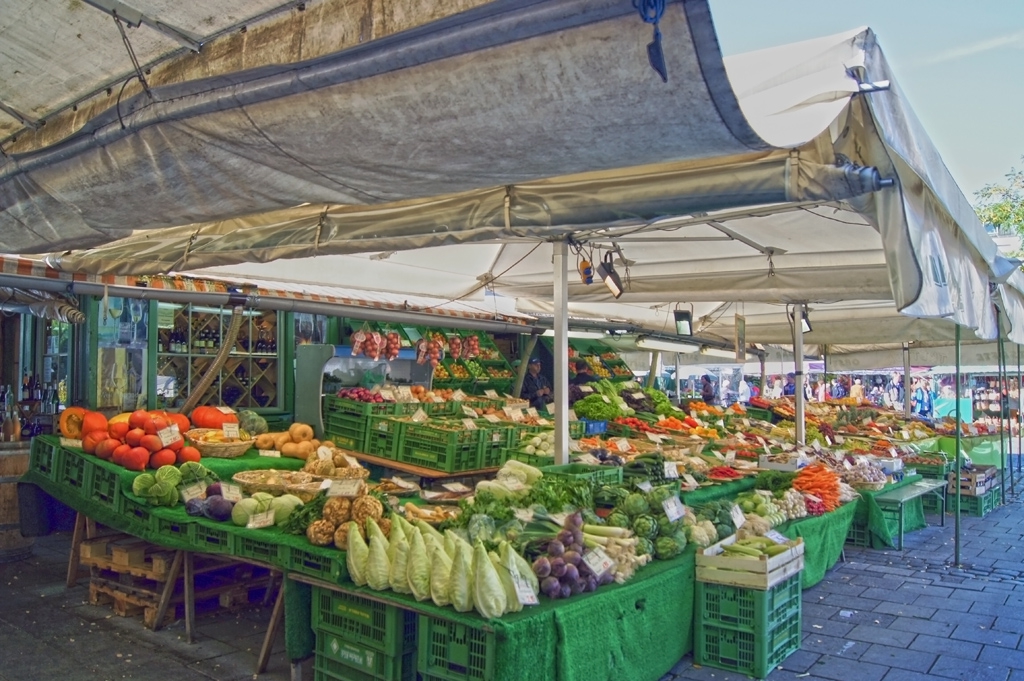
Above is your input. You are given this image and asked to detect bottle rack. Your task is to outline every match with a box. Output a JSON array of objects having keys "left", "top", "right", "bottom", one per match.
[{"left": 155, "top": 304, "right": 280, "bottom": 411}]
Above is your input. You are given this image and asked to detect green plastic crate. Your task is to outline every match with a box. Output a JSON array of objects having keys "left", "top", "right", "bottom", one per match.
[
  {"left": 313, "top": 588, "right": 417, "bottom": 655},
  {"left": 950, "top": 487, "right": 1000, "bottom": 517},
  {"left": 416, "top": 614, "right": 495, "bottom": 681},
  {"left": 478, "top": 426, "right": 513, "bottom": 469},
  {"left": 323, "top": 395, "right": 410, "bottom": 418},
  {"left": 286, "top": 545, "right": 347, "bottom": 582},
  {"left": 365, "top": 417, "right": 406, "bottom": 460},
  {"left": 568, "top": 420, "right": 586, "bottom": 439},
  {"left": 695, "top": 611, "right": 802, "bottom": 679},
  {"left": 697, "top": 574, "right": 802, "bottom": 634},
  {"left": 744, "top": 407, "right": 774, "bottom": 423},
  {"left": 193, "top": 523, "right": 231, "bottom": 551},
  {"left": 399, "top": 423, "right": 481, "bottom": 473},
  {"left": 539, "top": 463, "right": 623, "bottom": 485},
  {"left": 845, "top": 521, "right": 870, "bottom": 547},
  {"left": 230, "top": 533, "right": 285, "bottom": 564},
  {"left": 421, "top": 400, "right": 461, "bottom": 418},
  {"left": 922, "top": 493, "right": 942, "bottom": 515},
  {"left": 56, "top": 448, "right": 90, "bottom": 492},
  {"left": 324, "top": 411, "right": 369, "bottom": 453},
  {"left": 29, "top": 438, "right": 60, "bottom": 480},
  {"left": 152, "top": 515, "right": 192, "bottom": 542},
  {"left": 506, "top": 448, "right": 555, "bottom": 467},
  {"left": 87, "top": 464, "right": 122, "bottom": 511},
  {"left": 315, "top": 641, "right": 416, "bottom": 681},
  {"left": 121, "top": 496, "right": 154, "bottom": 530}
]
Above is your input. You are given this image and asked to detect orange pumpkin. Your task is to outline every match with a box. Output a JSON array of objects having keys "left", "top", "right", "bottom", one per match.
[
  {"left": 108, "top": 412, "right": 132, "bottom": 425},
  {"left": 59, "top": 407, "right": 87, "bottom": 439},
  {"left": 81, "top": 411, "right": 108, "bottom": 438},
  {"left": 190, "top": 406, "right": 237, "bottom": 429},
  {"left": 166, "top": 412, "right": 191, "bottom": 435},
  {"left": 82, "top": 430, "right": 107, "bottom": 455}
]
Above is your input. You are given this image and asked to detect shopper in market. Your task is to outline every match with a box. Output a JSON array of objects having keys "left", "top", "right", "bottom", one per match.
[
  {"left": 850, "top": 377, "right": 865, "bottom": 402},
  {"left": 911, "top": 378, "right": 933, "bottom": 418},
  {"left": 520, "top": 357, "right": 553, "bottom": 411},
  {"left": 738, "top": 377, "right": 751, "bottom": 404},
  {"left": 570, "top": 359, "right": 597, "bottom": 386},
  {"left": 701, "top": 374, "right": 717, "bottom": 405},
  {"left": 782, "top": 373, "right": 796, "bottom": 396}
]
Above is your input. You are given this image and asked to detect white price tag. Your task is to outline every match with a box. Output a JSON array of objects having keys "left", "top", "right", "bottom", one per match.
[
  {"left": 483, "top": 413, "right": 502, "bottom": 424},
  {"left": 344, "top": 455, "right": 361, "bottom": 468},
  {"left": 690, "top": 410, "right": 697, "bottom": 419},
  {"left": 862, "top": 417, "right": 872, "bottom": 426},
  {"left": 645, "top": 432, "right": 665, "bottom": 443},
  {"left": 378, "top": 388, "right": 397, "bottom": 402},
  {"left": 503, "top": 478, "right": 527, "bottom": 492},
  {"left": 763, "top": 444, "right": 772, "bottom": 458},
  {"left": 536, "top": 418, "right": 550, "bottom": 426},
  {"left": 317, "top": 446, "right": 333, "bottom": 460},
  {"left": 462, "top": 405, "right": 479, "bottom": 418},
  {"left": 843, "top": 459, "right": 853, "bottom": 470},
  {"left": 764, "top": 530, "right": 789, "bottom": 545},
  {"left": 550, "top": 512, "right": 569, "bottom": 526},
  {"left": 431, "top": 395, "right": 445, "bottom": 403},
  {"left": 662, "top": 496, "right": 686, "bottom": 522},
  {"left": 742, "top": 418, "right": 751, "bottom": 428},
  {"left": 577, "top": 453, "right": 601, "bottom": 465},
  {"left": 582, "top": 547, "right": 615, "bottom": 577},
  {"left": 614, "top": 438, "right": 631, "bottom": 453},
  {"left": 730, "top": 504, "right": 746, "bottom": 529},
  {"left": 504, "top": 407, "right": 524, "bottom": 422},
  {"left": 725, "top": 450, "right": 736, "bottom": 463},
  {"left": 825, "top": 436, "right": 832, "bottom": 446},
  {"left": 220, "top": 483, "right": 243, "bottom": 502},
  {"left": 327, "top": 479, "right": 364, "bottom": 497},
  {"left": 804, "top": 493, "right": 822, "bottom": 503},
  {"left": 567, "top": 410, "right": 578, "bottom": 422},
  {"left": 222, "top": 423, "right": 240, "bottom": 439},
  {"left": 901, "top": 430, "right": 910, "bottom": 440},
  {"left": 514, "top": 508, "right": 535, "bottom": 523},
  {"left": 484, "top": 389, "right": 500, "bottom": 398},
  {"left": 509, "top": 561, "right": 539, "bottom": 606},
  {"left": 716, "top": 419, "right": 726, "bottom": 429},
  {"left": 319, "top": 479, "right": 333, "bottom": 490},
  {"left": 812, "top": 440, "right": 822, "bottom": 452},
  {"left": 452, "top": 389, "right": 467, "bottom": 401},
  {"left": 59, "top": 437, "right": 83, "bottom": 449},
  {"left": 526, "top": 407, "right": 539, "bottom": 418},
  {"left": 889, "top": 447, "right": 898, "bottom": 458},
  {"left": 663, "top": 461, "right": 679, "bottom": 479},
  {"left": 411, "top": 408, "right": 429, "bottom": 423},
  {"left": 391, "top": 477, "right": 417, "bottom": 490},
  {"left": 636, "top": 480, "right": 653, "bottom": 493},
  {"left": 631, "top": 392, "right": 646, "bottom": 400},
  {"left": 442, "top": 482, "right": 472, "bottom": 494},
  {"left": 215, "top": 406, "right": 236, "bottom": 414},
  {"left": 682, "top": 473, "right": 699, "bottom": 489},
  {"left": 179, "top": 482, "right": 206, "bottom": 503},
  {"left": 579, "top": 386, "right": 594, "bottom": 394},
  {"left": 462, "top": 418, "right": 478, "bottom": 430},
  {"left": 247, "top": 510, "right": 275, "bottom": 529},
  {"left": 258, "top": 449, "right": 281, "bottom": 458},
  {"left": 711, "top": 450, "right": 726, "bottom": 461},
  {"left": 568, "top": 440, "right": 582, "bottom": 452},
  {"left": 835, "top": 435, "right": 845, "bottom": 445},
  {"left": 157, "top": 427, "right": 179, "bottom": 447}
]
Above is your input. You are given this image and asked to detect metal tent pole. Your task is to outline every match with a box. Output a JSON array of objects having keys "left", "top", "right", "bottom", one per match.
[
  {"left": 903, "top": 343, "right": 912, "bottom": 418},
  {"left": 1018, "top": 344, "right": 1022, "bottom": 481},
  {"left": 794, "top": 303, "right": 806, "bottom": 445},
  {"left": 553, "top": 240, "right": 570, "bottom": 466},
  {"left": 954, "top": 324, "right": 962, "bottom": 567},
  {"left": 647, "top": 351, "right": 661, "bottom": 389},
  {"left": 998, "top": 311, "right": 1007, "bottom": 503},
  {"left": 675, "top": 353, "right": 682, "bottom": 404}
]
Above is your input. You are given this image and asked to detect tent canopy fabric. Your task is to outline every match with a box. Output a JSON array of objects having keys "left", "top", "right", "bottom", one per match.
[{"left": 1, "top": 1, "right": 1020, "bottom": 344}]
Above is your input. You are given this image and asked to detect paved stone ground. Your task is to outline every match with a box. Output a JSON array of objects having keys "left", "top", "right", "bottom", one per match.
[{"left": 5, "top": 487, "right": 1024, "bottom": 681}]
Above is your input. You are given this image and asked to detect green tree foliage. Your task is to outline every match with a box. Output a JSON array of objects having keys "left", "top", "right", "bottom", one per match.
[{"left": 975, "top": 156, "right": 1024, "bottom": 236}]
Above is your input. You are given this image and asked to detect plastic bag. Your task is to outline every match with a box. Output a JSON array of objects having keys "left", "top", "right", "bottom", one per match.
[{"left": 467, "top": 514, "right": 496, "bottom": 544}]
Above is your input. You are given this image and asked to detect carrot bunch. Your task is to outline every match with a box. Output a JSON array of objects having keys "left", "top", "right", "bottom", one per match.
[{"left": 792, "top": 463, "right": 841, "bottom": 511}]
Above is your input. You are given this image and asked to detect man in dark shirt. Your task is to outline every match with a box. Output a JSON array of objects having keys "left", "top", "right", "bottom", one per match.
[
  {"left": 570, "top": 359, "right": 598, "bottom": 386},
  {"left": 701, "top": 374, "right": 716, "bottom": 405},
  {"left": 520, "top": 357, "right": 552, "bottom": 410},
  {"left": 782, "top": 373, "right": 796, "bottom": 396}
]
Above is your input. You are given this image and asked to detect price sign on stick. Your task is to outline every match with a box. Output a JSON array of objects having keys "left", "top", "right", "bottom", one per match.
[
  {"left": 157, "top": 427, "right": 179, "bottom": 447},
  {"left": 662, "top": 496, "right": 686, "bottom": 522},
  {"left": 462, "top": 418, "right": 478, "bottom": 430},
  {"left": 220, "top": 484, "right": 243, "bottom": 502},
  {"left": 327, "top": 479, "right": 363, "bottom": 498},
  {"left": 583, "top": 547, "right": 615, "bottom": 577},
  {"left": 509, "top": 561, "right": 539, "bottom": 606},
  {"left": 462, "top": 405, "right": 478, "bottom": 418},
  {"left": 247, "top": 510, "right": 275, "bottom": 529},
  {"left": 59, "top": 437, "right": 83, "bottom": 449},
  {"left": 682, "top": 473, "right": 699, "bottom": 489},
  {"left": 577, "top": 453, "right": 601, "bottom": 465},
  {"left": 764, "top": 530, "right": 789, "bottom": 545},
  {"left": 258, "top": 449, "right": 281, "bottom": 458},
  {"left": 222, "top": 423, "right": 240, "bottom": 439},
  {"left": 452, "top": 389, "right": 467, "bottom": 401},
  {"left": 484, "top": 389, "right": 500, "bottom": 398},
  {"left": 442, "top": 482, "right": 472, "bottom": 494},
  {"left": 730, "top": 504, "right": 747, "bottom": 529},
  {"left": 636, "top": 480, "right": 653, "bottom": 493},
  {"left": 662, "top": 461, "right": 679, "bottom": 479},
  {"left": 179, "top": 483, "right": 206, "bottom": 503},
  {"left": 411, "top": 408, "right": 429, "bottom": 422}
]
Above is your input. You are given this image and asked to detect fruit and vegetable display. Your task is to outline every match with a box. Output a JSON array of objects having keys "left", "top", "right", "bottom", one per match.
[{"left": 63, "top": 408, "right": 199, "bottom": 472}]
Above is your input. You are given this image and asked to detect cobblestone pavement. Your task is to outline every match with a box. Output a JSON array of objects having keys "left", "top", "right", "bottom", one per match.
[{"left": 5, "top": 491, "right": 1024, "bottom": 681}]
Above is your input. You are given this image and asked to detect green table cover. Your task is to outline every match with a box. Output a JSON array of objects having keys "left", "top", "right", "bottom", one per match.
[
  {"left": 855, "top": 475, "right": 927, "bottom": 549},
  {"left": 938, "top": 434, "right": 999, "bottom": 459},
  {"left": 679, "top": 477, "right": 756, "bottom": 505},
  {"left": 778, "top": 501, "right": 857, "bottom": 588}
]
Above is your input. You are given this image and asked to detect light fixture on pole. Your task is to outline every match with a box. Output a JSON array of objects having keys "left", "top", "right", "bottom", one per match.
[
  {"left": 635, "top": 336, "right": 700, "bottom": 354},
  {"left": 673, "top": 305, "right": 693, "bottom": 336},
  {"left": 700, "top": 346, "right": 739, "bottom": 360},
  {"left": 789, "top": 308, "right": 812, "bottom": 334},
  {"left": 596, "top": 252, "right": 624, "bottom": 299},
  {"left": 541, "top": 329, "right": 607, "bottom": 340}
]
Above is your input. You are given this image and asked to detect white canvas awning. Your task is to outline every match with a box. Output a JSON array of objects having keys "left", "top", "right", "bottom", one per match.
[{"left": 1, "top": 1, "right": 1020, "bottom": 341}]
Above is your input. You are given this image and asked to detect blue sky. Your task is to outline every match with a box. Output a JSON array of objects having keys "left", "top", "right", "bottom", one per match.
[{"left": 708, "top": 0, "right": 1024, "bottom": 201}]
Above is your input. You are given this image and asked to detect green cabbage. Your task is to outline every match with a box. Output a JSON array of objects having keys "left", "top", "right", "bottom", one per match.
[
  {"left": 387, "top": 518, "right": 407, "bottom": 564},
  {"left": 251, "top": 492, "right": 275, "bottom": 514},
  {"left": 366, "top": 533, "right": 391, "bottom": 591},
  {"left": 622, "top": 493, "right": 650, "bottom": 517},
  {"left": 430, "top": 546, "right": 453, "bottom": 607},
  {"left": 443, "top": 530, "right": 457, "bottom": 560},
  {"left": 497, "top": 542, "right": 524, "bottom": 613},
  {"left": 147, "top": 481, "right": 172, "bottom": 506},
  {"left": 237, "top": 410, "right": 269, "bottom": 435},
  {"left": 346, "top": 522, "right": 369, "bottom": 586},
  {"left": 406, "top": 528, "right": 431, "bottom": 602},
  {"left": 232, "top": 498, "right": 259, "bottom": 526},
  {"left": 154, "top": 465, "right": 181, "bottom": 487},
  {"left": 366, "top": 516, "right": 386, "bottom": 544},
  {"left": 132, "top": 473, "right": 156, "bottom": 497},
  {"left": 448, "top": 541, "right": 474, "bottom": 613},
  {"left": 389, "top": 537, "right": 411, "bottom": 594},
  {"left": 270, "top": 495, "right": 303, "bottom": 525},
  {"left": 416, "top": 520, "right": 444, "bottom": 546},
  {"left": 179, "top": 461, "right": 214, "bottom": 485},
  {"left": 472, "top": 541, "right": 507, "bottom": 619}
]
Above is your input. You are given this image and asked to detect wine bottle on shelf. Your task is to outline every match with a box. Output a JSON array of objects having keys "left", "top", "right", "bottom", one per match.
[
  {"left": 269, "top": 337, "right": 277, "bottom": 354},
  {"left": 32, "top": 377, "right": 41, "bottom": 401}
]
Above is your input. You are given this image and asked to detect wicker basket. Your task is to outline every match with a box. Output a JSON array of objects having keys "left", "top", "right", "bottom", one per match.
[
  {"left": 849, "top": 480, "right": 886, "bottom": 492},
  {"left": 185, "top": 428, "right": 255, "bottom": 459},
  {"left": 232, "top": 467, "right": 370, "bottom": 502}
]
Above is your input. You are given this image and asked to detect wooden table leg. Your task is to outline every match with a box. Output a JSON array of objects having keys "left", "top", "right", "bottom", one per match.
[
  {"left": 256, "top": 582, "right": 286, "bottom": 675},
  {"left": 66, "top": 512, "right": 86, "bottom": 588},
  {"left": 151, "top": 550, "right": 184, "bottom": 631},
  {"left": 184, "top": 551, "right": 195, "bottom": 644}
]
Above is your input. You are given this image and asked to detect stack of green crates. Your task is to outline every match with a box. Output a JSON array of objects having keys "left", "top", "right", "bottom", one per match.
[
  {"left": 322, "top": 396, "right": 410, "bottom": 453},
  {"left": 313, "top": 587, "right": 418, "bottom": 681},
  {"left": 417, "top": 613, "right": 495, "bottom": 681},
  {"left": 694, "top": 574, "right": 802, "bottom": 679},
  {"left": 400, "top": 422, "right": 482, "bottom": 473},
  {"left": 364, "top": 416, "right": 407, "bottom": 460}
]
